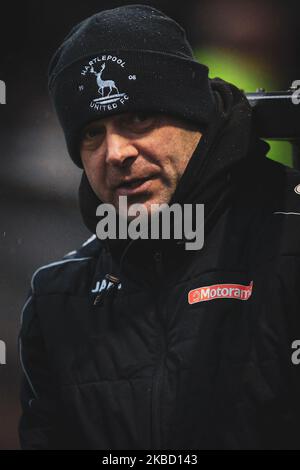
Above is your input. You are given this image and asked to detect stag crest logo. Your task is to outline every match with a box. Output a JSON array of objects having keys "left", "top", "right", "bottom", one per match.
[{"left": 80, "top": 55, "right": 132, "bottom": 112}]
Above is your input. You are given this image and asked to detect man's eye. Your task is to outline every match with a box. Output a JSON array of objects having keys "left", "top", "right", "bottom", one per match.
[
  {"left": 126, "top": 113, "right": 156, "bottom": 130},
  {"left": 83, "top": 127, "right": 103, "bottom": 139},
  {"left": 133, "top": 113, "right": 152, "bottom": 123}
]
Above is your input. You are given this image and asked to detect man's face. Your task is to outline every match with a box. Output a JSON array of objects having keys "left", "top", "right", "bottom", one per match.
[{"left": 80, "top": 112, "right": 202, "bottom": 214}]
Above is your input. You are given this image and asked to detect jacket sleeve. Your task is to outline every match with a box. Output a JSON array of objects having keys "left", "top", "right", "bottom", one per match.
[{"left": 19, "top": 291, "right": 57, "bottom": 449}]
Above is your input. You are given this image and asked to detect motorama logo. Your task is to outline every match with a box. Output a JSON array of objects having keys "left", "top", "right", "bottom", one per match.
[{"left": 188, "top": 281, "right": 254, "bottom": 304}]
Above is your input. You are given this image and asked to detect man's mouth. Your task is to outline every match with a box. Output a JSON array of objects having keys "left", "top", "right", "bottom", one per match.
[{"left": 115, "top": 176, "right": 157, "bottom": 196}]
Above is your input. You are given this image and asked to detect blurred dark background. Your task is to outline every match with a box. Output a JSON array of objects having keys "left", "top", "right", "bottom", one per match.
[{"left": 0, "top": 0, "right": 299, "bottom": 449}]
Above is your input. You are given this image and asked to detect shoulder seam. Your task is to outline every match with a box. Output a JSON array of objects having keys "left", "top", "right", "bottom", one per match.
[
  {"left": 82, "top": 234, "right": 97, "bottom": 247},
  {"left": 63, "top": 235, "right": 100, "bottom": 259},
  {"left": 31, "top": 257, "right": 92, "bottom": 294}
]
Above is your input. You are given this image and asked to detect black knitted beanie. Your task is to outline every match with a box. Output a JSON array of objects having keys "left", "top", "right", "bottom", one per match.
[{"left": 48, "top": 4, "right": 216, "bottom": 167}]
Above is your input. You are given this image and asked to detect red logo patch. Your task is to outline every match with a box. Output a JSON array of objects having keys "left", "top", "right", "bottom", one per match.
[{"left": 188, "top": 281, "right": 253, "bottom": 305}]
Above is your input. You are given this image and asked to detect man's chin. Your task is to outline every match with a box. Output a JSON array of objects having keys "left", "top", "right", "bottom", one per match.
[{"left": 114, "top": 197, "right": 148, "bottom": 220}]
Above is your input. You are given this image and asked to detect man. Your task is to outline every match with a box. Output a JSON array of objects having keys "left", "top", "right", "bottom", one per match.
[{"left": 19, "top": 4, "right": 300, "bottom": 450}]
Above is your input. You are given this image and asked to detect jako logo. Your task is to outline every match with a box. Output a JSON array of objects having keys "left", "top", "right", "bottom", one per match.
[
  {"left": 0, "top": 340, "right": 6, "bottom": 365},
  {"left": 0, "top": 80, "right": 6, "bottom": 104},
  {"left": 188, "top": 281, "right": 253, "bottom": 305},
  {"left": 91, "top": 278, "right": 122, "bottom": 294}
]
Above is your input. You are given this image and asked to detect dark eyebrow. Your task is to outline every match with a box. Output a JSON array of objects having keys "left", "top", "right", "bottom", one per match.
[{"left": 84, "top": 120, "right": 104, "bottom": 129}]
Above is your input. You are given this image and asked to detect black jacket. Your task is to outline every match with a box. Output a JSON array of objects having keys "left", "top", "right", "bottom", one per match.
[{"left": 19, "top": 79, "right": 300, "bottom": 449}]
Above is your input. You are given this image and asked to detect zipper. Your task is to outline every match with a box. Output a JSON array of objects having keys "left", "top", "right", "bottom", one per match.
[{"left": 151, "top": 250, "right": 167, "bottom": 449}]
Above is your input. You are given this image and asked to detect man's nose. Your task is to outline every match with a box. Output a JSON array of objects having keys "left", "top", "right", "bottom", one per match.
[{"left": 105, "top": 128, "right": 139, "bottom": 166}]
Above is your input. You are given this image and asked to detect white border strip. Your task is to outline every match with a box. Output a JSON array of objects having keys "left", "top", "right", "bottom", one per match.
[
  {"left": 20, "top": 295, "right": 33, "bottom": 326},
  {"left": 19, "top": 337, "right": 38, "bottom": 399},
  {"left": 19, "top": 296, "right": 38, "bottom": 399},
  {"left": 273, "top": 212, "right": 300, "bottom": 216},
  {"left": 82, "top": 234, "right": 96, "bottom": 247},
  {"left": 248, "top": 95, "right": 294, "bottom": 100}
]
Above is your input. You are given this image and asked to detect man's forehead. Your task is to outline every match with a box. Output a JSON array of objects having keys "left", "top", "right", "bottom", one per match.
[
  {"left": 83, "top": 111, "right": 164, "bottom": 129},
  {"left": 84, "top": 112, "right": 143, "bottom": 127},
  {"left": 82, "top": 113, "right": 128, "bottom": 131}
]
